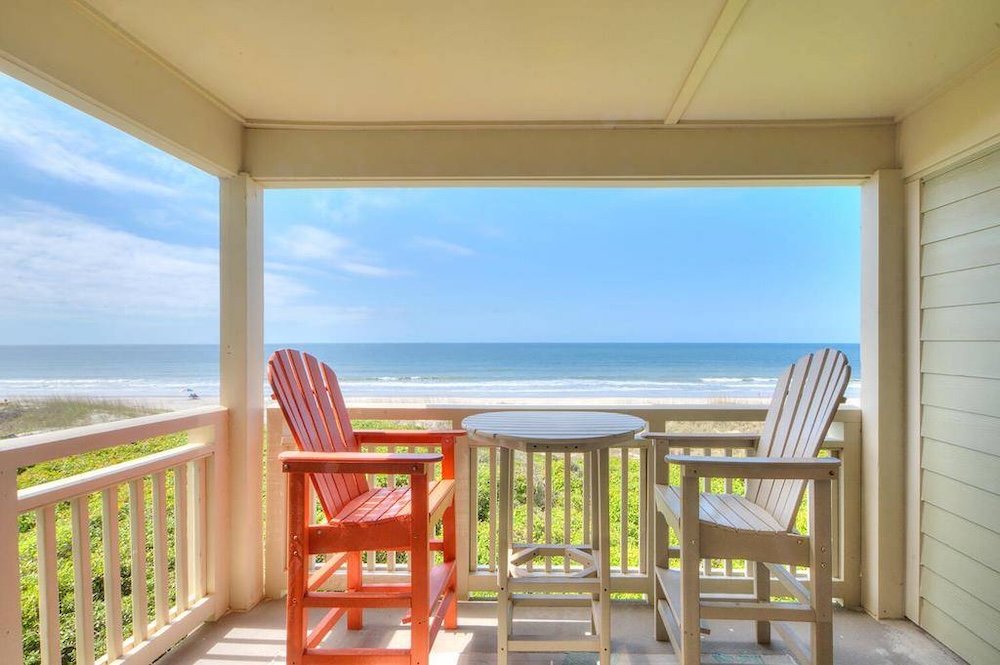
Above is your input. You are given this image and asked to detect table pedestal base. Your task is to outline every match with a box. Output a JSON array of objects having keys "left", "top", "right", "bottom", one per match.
[
  {"left": 463, "top": 413, "right": 645, "bottom": 665},
  {"left": 496, "top": 448, "right": 613, "bottom": 665},
  {"left": 499, "top": 544, "right": 608, "bottom": 660}
]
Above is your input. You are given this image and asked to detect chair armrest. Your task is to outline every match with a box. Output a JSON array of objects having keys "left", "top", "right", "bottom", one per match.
[
  {"left": 644, "top": 432, "right": 760, "bottom": 449},
  {"left": 353, "top": 429, "right": 460, "bottom": 479},
  {"left": 664, "top": 454, "right": 840, "bottom": 480},
  {"left": 353, "top": 429, "right": 464, "bottom": 445},
  {"left": 279, "top": 450, "right": 442, "bottom": 475}
]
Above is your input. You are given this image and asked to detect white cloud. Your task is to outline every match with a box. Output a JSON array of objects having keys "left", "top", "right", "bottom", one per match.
[
  {"left": 0, "top": 202, "right": 374, "bottom": 343},
  {"left": 269, "top": 304, "right": 374, "bottom": 325},
  {"left": 338, "top": 262, "right": 399, "bottom": 277},
  {"left": 0, "top": 86, "right": 178, "bottom": 197},
  {"left": 0, "top": 203, "right": 217, "bottom": 318},
  {"left": 273, "top": 225, "right": 351, "bottom": 261},
  {"left": 311, "top": 189, "right": 411, "bottom": 225},
  {"left": 263, "top": 269, "right": 314, "bottom": 307},
  {"left": 413, "top": 236, "right": 476, "bottom": 257},
  {"left": 264, "top": 268, "right": 375, "bottom": 341},
  {"left": 271, "top": 224, "right": 400, "bottom": 277}
]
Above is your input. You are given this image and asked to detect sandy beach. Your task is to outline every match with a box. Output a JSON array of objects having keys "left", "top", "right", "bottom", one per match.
[{"left": 131, "top": 393, "right": 780, "bottom": 413}]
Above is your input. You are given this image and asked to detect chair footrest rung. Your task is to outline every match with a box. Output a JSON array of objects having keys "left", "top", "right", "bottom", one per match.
[
  {"left": 507, "top": 576, "right": 601, "bottom": 593},
  {"left": 507, "top": 638, "right": 601, "bottom": 653},
  {"left": 304, "top": 590, "right": 410, "bottom": 609},
  {"left": 510, "top": 593, "right": 591, "bottom": 607},
  {"left": 701, "top": 592, "right": 758, "bottom": 602},
  {"left": 302, "top": 648, "right": 410, "bottom": 664},
  {"left": 701, "top": 600, "right": 815, "bottom": 622}
]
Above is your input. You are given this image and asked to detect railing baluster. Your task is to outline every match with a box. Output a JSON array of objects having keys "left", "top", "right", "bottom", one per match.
[
  {"left": 175, "top": 465, "right": 189, "bottom": 613},
  {"left": 832, "top": 451, "right": 842, "bottom": 580},
  {"left": 620, "top": 446, "right": 629, "bottom": 574},
  {"left": 526, "top": 451, "right": 534, "bottom": 571},
  {"left": 469, "top": 445, "right": 480, "bottom": 573},
  {"left": 564, "top": 452, "right": 571, "bottom": 573},
  {"left": 582, "top": 453, "right": 591, "bottom": 545},
  {"left": 102, "top": 487, "right": 124, "bottom": 661},
  {"left": 724, "top": 448, "right": 734, "bottom": 578},
  {"left": 638, "top": 444, "right": 648, "bottom": 576},
  {"left": 152, "top": 471, "right": 170, "bottom": 628},
  {"left": 71, "top": 496, "right": 95, "bottom": 664},
  {"left": 488, "top": 447, "right": 497, "bottom": 573},
  {"left": 191, "top": 459, "right": 207, "bottom": 598},
  {"left": 301, "top": 481, "right": 321, "bottom": 574},
  {"left": 702, "top": 448, "right": 713, "bottom": 577},
  {"left": 544, "top": 452, "right": 552, "bottom": 572},
  {"left": 36, "top": 506, "right": 60, "bottom": 665},
  {"left": 129, "top": 479, "right": 149, "bottom": 643},
  {"left": 387, "top": 444, "right": 397, "bottom": 573}
]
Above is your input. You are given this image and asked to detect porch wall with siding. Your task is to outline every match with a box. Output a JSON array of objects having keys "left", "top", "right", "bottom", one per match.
[{"left": 916, "top": 147, "right": 1000, "bottom": 664}]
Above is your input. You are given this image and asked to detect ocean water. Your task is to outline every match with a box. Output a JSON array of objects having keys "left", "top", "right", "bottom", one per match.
[{"left": 0, "top": 343, "right": 860, "bottom": 400}]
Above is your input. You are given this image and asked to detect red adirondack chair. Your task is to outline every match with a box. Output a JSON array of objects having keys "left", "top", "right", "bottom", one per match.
[{"left": 270, "top": 349, "right": 460, "bottom": 665}]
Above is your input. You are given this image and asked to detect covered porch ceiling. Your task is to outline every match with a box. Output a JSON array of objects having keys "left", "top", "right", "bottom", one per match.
[
  {"left": 3, "top": 0, "right": 1000, "bottom": 182},
  {"left": 49, "top": 0, "right": 1000, "bottom": 125}
]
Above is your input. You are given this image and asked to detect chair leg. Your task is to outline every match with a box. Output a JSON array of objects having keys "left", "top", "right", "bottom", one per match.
[
  {"left": 653, "top": 507, "right": 670, "bottom": 642},
  {"left": 599, "top": 449, "right": 614, "bottom": 662},
  {"left": 346, "top": 551, "right": 364, "bottom": 629},
  {"left": 589, "top": 457, "right": 599, "bottom": 638},
  {"left": 443, "top": 500, "right": 458, "bottom": 629},
  {"left": 286, "top": 473, "right": 308, "bottom": 665},
  {"left": 651, "top": 442, "right": 670, "bottom": 643},
  {"left": 754, "top": 561, "right": 771, "bottom": 644},
  {"left": 496, "top": 448, "right": 512, "bottom": 665},
  {"left": 679, "top": 475, "right": 701, "bottom": 665},
  {"left": 409, "top": 582, "right": 430, "bottom": 665},
  {"left": 812, "top": 618, "right": 833, "bottom": 665},
  {"left": 809, "top": 479, "right": 834, "bottom": 665},
  {"left": 410, "top": 474, "right": 431, "bottom": 665}
]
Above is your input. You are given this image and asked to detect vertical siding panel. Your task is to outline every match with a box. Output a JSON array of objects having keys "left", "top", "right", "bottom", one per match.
[{"left": 919, "top": 151, "right": 1000, "bottom": 664}]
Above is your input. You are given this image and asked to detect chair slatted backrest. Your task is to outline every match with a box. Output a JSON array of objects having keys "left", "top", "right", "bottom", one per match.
[
  {"left": 745, "top": 348, "right": 851, "bottom": 531},
  {"left": 268, "top": 349, "right": 370, "bottom": 520}
]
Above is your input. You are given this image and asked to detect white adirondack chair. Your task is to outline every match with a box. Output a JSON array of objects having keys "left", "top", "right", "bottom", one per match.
[{"left": 648, "top": 348, "right": 850, "bottom": 665}]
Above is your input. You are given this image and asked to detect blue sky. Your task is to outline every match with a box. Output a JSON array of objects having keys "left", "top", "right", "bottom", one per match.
[{"left": 0, "top": 73, "right": 861, "bottom": 345}]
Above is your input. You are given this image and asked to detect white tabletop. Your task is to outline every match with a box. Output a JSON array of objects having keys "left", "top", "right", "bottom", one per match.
[{"left": 462, "top": 411, "right": 646, "bottom": 452}]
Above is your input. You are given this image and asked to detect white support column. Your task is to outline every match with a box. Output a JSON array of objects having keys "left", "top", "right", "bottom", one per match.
[
  {"left": 903, "top": 178, "right": 923, "bottom": 622},
  {"left": 860, "top": 169, "right": 906, "bottom": 619},
  {"left": 0, "top": 469, "right": 23, "bottom": 662},
  {"left": 220, "top": 173, "right": 265, "bottom": 611}
]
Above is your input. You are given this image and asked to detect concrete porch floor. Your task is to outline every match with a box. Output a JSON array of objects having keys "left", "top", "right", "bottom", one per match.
[{"left": 157, "top": 600, "right": 963, "bottom": 665}]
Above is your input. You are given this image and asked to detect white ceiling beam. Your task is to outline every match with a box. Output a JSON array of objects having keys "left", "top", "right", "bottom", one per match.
[
  {"left": 0, "top": 0, "right": 243, "bottom": 176},
  {"left": 244, "top": 122, "right": 896, "bottom": 186},
  {"left": 898, "top": 50, "right": 1000, "bottom": 179},
  {"left": 663, "top": 0, "right": 749, "bottom": 125}
]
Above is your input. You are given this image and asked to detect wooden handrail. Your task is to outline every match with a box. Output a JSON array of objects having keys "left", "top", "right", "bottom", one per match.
[
  {"left": 17, "top": 442, "right": 213, "bottom": 512},
  {"left": 0, "top": 405, "right": 227, "bottom": 469}
]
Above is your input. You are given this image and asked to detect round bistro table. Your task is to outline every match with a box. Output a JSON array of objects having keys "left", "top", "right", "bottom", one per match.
[{"left": 462, "top": 411, "right": 646, "bottom": 664}]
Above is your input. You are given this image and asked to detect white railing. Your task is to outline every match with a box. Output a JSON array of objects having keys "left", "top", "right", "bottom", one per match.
[
  {"left": 264, "top": 404, "right": 861, "bottom": 607},
  {"left": 0, "top": 406, "right": 228, "bottom": 665}
]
